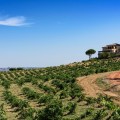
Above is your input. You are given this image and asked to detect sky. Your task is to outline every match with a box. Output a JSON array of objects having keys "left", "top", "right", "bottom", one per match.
[{"left": 0, "top": 0, "right": 120, "bottom": 67}]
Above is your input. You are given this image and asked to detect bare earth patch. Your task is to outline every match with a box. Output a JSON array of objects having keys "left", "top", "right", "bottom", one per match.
[
  {"left": 106, "top": 71, "right": 120, "bottom": 85},
  {"left": 76, "top": 71, "right": 120, "bottom": 105}
]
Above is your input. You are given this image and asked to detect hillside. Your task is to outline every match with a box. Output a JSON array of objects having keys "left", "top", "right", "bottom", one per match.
[
  {"left": 77, "top": 71, "right": 120, "bottom": 104},
  {"left": 0, "top": 58, "right": 120, "bottom": 120}
]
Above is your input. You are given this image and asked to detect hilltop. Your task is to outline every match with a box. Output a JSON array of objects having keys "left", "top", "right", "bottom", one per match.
[{"left": 0, "top": 58, "right": 120, "bottom": 120}]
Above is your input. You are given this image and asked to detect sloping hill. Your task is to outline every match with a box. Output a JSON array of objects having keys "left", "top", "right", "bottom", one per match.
[{"left": 0, "top": 58, "right": 120, "bottom": 119}]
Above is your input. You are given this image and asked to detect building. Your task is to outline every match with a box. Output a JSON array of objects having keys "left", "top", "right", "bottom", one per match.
[{"left": 98, "top": 43, "right": 120, "bottom": 58}]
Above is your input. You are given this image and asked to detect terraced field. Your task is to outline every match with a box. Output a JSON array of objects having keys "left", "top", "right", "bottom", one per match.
[{"left": 0, "top": 58, "right": 120, "bottom": 120}]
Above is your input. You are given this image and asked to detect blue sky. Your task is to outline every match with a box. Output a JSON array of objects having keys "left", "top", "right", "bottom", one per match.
[{"left": 0, "top": 0, "right": 120, "bottom": 67}]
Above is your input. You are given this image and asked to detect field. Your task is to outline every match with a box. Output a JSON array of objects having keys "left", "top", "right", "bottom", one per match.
[{"left": 0, "top": 58, "right": 120, "bottom": 120}]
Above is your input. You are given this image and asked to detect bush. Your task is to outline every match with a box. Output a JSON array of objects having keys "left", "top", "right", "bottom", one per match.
[
  {"left": 22, "top": 87, "right": 40, "bottom": 100},
  {"left": 86, "top": 97, "right": 96, "bottom": 105},
  {"left": 35, "top": 99, "right": 63, "bottom": 120},
  {"left": 17, "top": 107, "right": 36, "bottom": 119},
  {"left": 108, "top": 108, "right": 120, "bottom": 120},
  {"left": 60, "top": 90, "right": 68, "bottom": 99},
  {"left": 80, "top": 108, "right": 94, "bottom": 119},
  {"left": 65, "top": 102, "right": 77, "bottom": 115},
  {"left": 0, "top": 103, "right": 7, "bottom": 120},
  {"left": 16, "top": 79, "right": 25, "bottom": 86},
  {"left": 92, "top": 109, "right": 108, "bottom": 120},
  {"left": 38, "top": 94, "right": 53, "bottom": 105},
  {"left": 1, "top": 80, "right": 11, "bottom": 89}
]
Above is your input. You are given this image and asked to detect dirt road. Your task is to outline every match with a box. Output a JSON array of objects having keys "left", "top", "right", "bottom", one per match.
[{"left": 76, "top": 71, "right": 120, "bottom": 104}]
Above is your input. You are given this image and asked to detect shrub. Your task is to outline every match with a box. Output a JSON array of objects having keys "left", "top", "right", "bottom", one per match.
[
  {"left": 17, "top": 107, "right": 36, "bottom": 119},
  {"left": 0, "top": 103, "right": 7, "bottom": 120},
  {"left": 38, "top": 94, "right": 53, "bottom": 105},
  {"left": 1, "top": 80, "right": 11, "bottom": 89},
  {"left": 16, "top": 79, "right": 25, "bottom": 86},
  {"left": 92, "top": 109, "right": 108, "bottom": 120},
  {"left": 35, "top": 99, "right": 63, "bottom": 120},
  {"left": 60, "top": 90, "right": 68, "bottom": 99},
  {"left": 65, "top": 102, "right": 77, "bottom": 115}
]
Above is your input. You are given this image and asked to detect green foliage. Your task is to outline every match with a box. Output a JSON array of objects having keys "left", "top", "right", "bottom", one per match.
[
  {"left": 0, "top": 58, "right": 120, "bottom": 119},
  {"left": 9, "top": 68, "right": 24, "bottom": 71},
  {"left": 38, "top": 84, "right": 56, "bottom": 94},
  {"left": 97, "top": 94, "right": 117, "bottom": 110},
  {"left": 1, "top": 79, "right": 11, "bottom": 89},
  {"left": 108, "top": 108, "right": 120, "bottom": 120},
  {"left": 9, "top": 68, "right": 17, "bottom": 71},
  {"left": 24, "top": 77, "right": 32, "bottom": 83},
  {"left": 69, "top": 83, "right": 83, "bottom": 100},
  {"left": 0, "top": 104, "right": 7, "bottom": 120},
  {"left": 22, "top": 87, "right": 40, "bottom": 100},
  {"left": 99, "top": 52, "right": 109, "bottom": 59},
  {"left": 52, "top": 80, "right": 66, "bottom": 90},
  {"left": 65, "top": 102, "right": 77, "bottom": 115},
  {"left": 35, "top": 99, "right": 63, "bottom": 120},
  {"left": 95, "top": 67, "right": 108, "bottom": 73},
  {"left": 80, "top": 108, "right": 94, "bottom": 119},
  {"left": 3, "top": 91, "right": 29, "bottom": 111},
  {"left": 99, "top": 52, "right": 117, "bottom": 59},
  {"left": 96, "top": 78, "right": 110, "bottom": 89},
  {"left": 86, "top": 97, "right": 96, "bottom": 105},
  {"left": 92, "top": 109, "right": 108, "bottom": 120},
  {"left": 77, "top": 92, "right": 85, "bottom": 102},
  {"left": 60, "top": 90, "right": 68, "bottom": 99},
  {"left": 85, "top": 49, "right": 96, "bottom": 59},
  {"left": 16, "top": 79, "right": 25, "bottom": 86},
  {"left": 31, "top": 78, "right": 38, "bottom": 85},
  {"left": 38, "top": 94, "right": 53, "bottom": 105},
  {"left": 17, "top": 107, "right": 36, "bottom": 120}
]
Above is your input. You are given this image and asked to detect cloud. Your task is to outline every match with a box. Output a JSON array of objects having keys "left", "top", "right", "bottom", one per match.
[{"left": 0, "top": 16, "right": 31, "bottom": 26}]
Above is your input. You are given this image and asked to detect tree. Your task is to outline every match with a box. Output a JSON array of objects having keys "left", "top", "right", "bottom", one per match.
[
  {"left": 99, "top": 52, "right": 109, "bottom": 59},
  {"left": 85, "top": 49, "right": 96, "bottom": 59},
  {"left": 99, "top": 52, "right": 116, "bottom": 59}
]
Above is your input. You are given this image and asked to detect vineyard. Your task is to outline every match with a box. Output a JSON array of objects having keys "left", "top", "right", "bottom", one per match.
[{"left": 0, "top": 58, "right": 120, "bottom": 120}]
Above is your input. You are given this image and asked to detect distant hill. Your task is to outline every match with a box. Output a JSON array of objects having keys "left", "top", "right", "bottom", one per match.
[{"left": 0, "top": 68, "right": 9, "bottom": 71}]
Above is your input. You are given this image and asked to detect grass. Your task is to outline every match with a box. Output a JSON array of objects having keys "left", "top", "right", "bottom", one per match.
[{"left": 96, "top": 77, "right": 111, "bottom": 90}]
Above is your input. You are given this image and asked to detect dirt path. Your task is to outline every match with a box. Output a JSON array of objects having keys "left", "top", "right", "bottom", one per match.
[{"left": 76, "top": 71, "right": 120, "bottom": 104}]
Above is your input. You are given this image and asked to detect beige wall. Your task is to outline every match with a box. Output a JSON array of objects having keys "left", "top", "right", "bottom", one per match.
[{"left": 102, "top": 45, "right": 120, "bottom": 53}]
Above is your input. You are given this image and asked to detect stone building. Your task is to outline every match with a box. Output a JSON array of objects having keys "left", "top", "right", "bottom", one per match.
[{"left": 98, "top": 43, "right": 120, "bottom": 57}]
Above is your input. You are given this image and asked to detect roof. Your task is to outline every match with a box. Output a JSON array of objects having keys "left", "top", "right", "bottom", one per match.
[{"left": 105, "top": 43, "right": 120, "bottom": 47}]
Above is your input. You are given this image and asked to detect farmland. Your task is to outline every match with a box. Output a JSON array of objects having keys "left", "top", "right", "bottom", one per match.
[{"left": 0, "top": 58, "right": 120, "bottom": 120}]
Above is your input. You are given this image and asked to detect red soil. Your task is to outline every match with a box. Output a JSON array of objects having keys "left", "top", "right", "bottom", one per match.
[
  {"left": 77, "top": 71, "right": 120, "bottom": 105},
  {"left": 106, "top": 72, "right": 120, "bottom": 85}
]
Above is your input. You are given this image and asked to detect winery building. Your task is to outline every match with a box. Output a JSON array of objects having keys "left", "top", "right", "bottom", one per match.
[{"left": 98, "top": 43, "right": 120, "bottom": 57}]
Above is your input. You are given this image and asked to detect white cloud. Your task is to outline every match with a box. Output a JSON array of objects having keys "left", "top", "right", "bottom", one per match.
[{"left": 0, "top": 16, "right": 31, "bottom": 26}]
